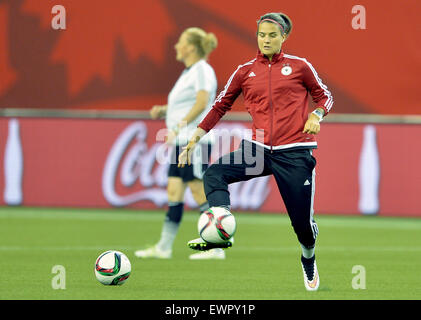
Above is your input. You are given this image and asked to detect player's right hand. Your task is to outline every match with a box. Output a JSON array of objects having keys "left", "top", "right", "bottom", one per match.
[{"left": 178, "top": 141, "right": 196, "bottom": 168}]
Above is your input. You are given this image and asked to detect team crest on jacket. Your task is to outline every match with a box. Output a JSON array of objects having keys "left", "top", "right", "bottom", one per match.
[{"left": 281, "top": 63, "right": 292, "bottom": 76}]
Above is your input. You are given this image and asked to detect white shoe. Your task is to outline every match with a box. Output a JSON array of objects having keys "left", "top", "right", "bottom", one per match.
[
  {"left": 134, "top": 245, "right": 172, "bottom": 259},
  {"left": 301, "top": 255, "right": 319, "bottom": 291},
  {"left": 189, "top": 248, "right": 226, "bottom": 260}
]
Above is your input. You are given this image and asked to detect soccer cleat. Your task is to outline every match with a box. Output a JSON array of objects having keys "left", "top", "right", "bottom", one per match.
[
  {"left": 187, "top": 237, "right": 233, "bottom": 251},
  {"left": 301, "top": 255, "right": 320, "bottom": 291},
  {"left": 189, "top": 248, "right": 226, "bottom": 260},
  {"left": 134, "top": 245, "right": 172, "bottom": 259}
]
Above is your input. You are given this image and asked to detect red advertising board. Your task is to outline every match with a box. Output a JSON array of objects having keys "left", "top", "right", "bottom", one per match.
[{"left": 0, "top": 117, "right": 420, "bottom": 217}]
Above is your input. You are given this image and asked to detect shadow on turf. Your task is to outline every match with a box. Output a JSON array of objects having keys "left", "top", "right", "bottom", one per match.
[{"left": 316, "top": 286, "right": 332, "bottom": 292}]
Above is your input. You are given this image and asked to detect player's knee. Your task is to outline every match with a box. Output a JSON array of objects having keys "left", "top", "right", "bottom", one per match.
[
  {"left": 292, "top": 222, "right": 316, "bottom": 246},
  {"left": 203, "top": 164, "right": 223, "bottom": 184},
  {"left": 167, "top": 186, "right": 183, "bottom": 202}
]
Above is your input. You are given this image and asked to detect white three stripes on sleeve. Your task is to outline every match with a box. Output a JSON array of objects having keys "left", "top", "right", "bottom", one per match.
[
  {"left": 214, "top": 58, "right": 256, "bottom": 104},
  {"left": 283, "top": 54, "right": 333, "bottom": 112}
]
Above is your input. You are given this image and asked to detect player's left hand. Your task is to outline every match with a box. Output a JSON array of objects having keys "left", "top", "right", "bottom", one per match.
[{"left": 302, "top": 113, "right": 321, "bottom": 135}]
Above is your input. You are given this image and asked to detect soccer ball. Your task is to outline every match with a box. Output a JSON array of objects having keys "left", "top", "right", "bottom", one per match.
[
  {"left": 94, "top": 250, "right": 131, "bottom": 285},
  {"left": 198, "top": 207, "right": 236, "bottom": 244}
]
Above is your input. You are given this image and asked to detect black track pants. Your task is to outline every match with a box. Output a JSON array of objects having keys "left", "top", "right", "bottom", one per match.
[{"left": 203, "top": 140, "right": 318, "bottom": 248}]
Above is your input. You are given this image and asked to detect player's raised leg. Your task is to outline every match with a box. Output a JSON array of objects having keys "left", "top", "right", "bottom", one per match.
[
  {"left": 188, "top": 140, "right": 269, "bottom": 251},
  {"left": 187, "top": 178, "right": 226, "bottom": 259}
]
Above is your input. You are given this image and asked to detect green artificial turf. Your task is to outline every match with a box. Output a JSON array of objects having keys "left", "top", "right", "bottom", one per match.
[{"left": 0, "top": 207, "right": 420, "bottom": 300}]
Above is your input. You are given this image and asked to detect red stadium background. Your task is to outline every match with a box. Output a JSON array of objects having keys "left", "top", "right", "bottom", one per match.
[
  {"left": 1, "top": 0, "right": 421, "bottom": 114},
  {"left": 1, "top": 0, "right": 421, "bottom": 216}
]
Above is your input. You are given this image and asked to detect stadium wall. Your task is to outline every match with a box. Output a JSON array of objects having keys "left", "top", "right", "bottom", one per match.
[{"left": 0, "top": 111, "right": 420, "bottom": 217}]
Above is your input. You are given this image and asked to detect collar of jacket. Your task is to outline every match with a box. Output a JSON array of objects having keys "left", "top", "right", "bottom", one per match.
[{"left": 256, "top": 50, "right": 284, "bottom": 64}]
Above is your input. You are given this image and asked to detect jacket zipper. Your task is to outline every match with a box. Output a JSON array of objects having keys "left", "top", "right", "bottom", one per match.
[{"left": 268, "top": 63, "right": 273, "bottom": 153}]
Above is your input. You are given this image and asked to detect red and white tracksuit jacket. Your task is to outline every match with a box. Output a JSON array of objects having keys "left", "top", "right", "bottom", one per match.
[{"left": 199, "top": 50, "right": 334, "bottom": 151}]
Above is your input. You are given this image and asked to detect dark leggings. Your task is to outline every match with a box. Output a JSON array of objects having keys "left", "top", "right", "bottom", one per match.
[{"left": 203, "top": 140, "right": 318, "bottom": 248}]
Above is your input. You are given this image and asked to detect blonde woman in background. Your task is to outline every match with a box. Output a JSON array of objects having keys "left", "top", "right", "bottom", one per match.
[{"left": 135, "top": 28, "right": 223, "bottom": 260}]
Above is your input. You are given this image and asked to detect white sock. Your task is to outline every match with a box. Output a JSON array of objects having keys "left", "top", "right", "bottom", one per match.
[
  {"left": 300, "top": 243, "right": 315, "bottom": 259},
  {"left": 157, "top": 221, "right": 179, "bottom": 252}
]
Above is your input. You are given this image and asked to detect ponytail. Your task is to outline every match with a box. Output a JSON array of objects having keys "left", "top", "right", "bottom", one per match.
[{"left": 185, "top": 27, "right": 218, "bottom": 59}]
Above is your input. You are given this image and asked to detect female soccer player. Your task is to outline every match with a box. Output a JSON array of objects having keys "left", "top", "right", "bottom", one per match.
[
  {"left": 178, "top": 13, "right": 333, "bottom": 290},
  {"left": 135, "top": 27, "right": 224, "bottom": 260}
]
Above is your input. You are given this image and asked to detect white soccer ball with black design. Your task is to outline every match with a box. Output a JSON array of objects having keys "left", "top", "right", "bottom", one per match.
[
  {"left": 198, "top": 207, "right": 236, "bottom": 244},
  {"left": 94, "top": 250, "right": 131, "bottom": 285}
]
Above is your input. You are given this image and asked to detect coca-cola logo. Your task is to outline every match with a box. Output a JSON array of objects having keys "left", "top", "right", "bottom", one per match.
[
  {"left": 102, "top": 121, "right": 271, "bottom": 209},
  {"left": 102, "top": 122, "right": 168, "bottom": 207}
]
